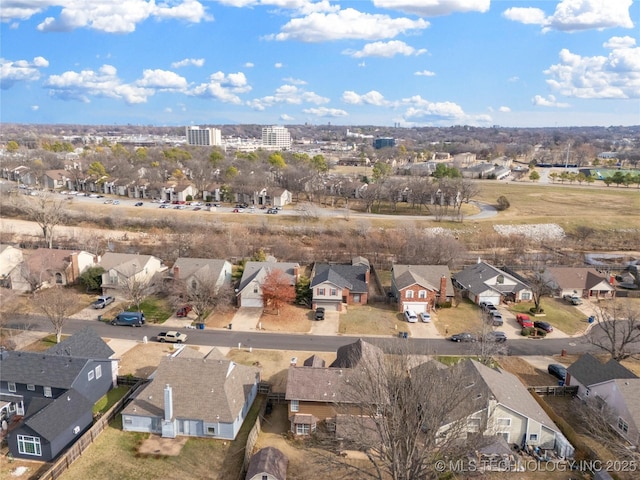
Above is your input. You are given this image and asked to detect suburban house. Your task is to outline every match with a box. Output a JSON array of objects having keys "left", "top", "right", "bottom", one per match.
[
  {"left": 286, "top": 340, "right": 384, "bottom": 436},
  {"left": 438, "top": 360, "right": 574, "bottom": 458},
  {"left": 245, "top": 447, "right": 288, "bottom": 480},
  {"left": 269, "top": 188, "right": 292, "bottom": 208},
  {"left": 236, "top": 261, "right": 300, "bottom": 308},
  {"left": 22, "top": 248, "right": 97, "bottom": 291},
  {"left": 161, "top": 181, "right": 197, "bottom": 203},
  {"left": 0, "top": 244, "right": 23, "bottom": 290},
  {"left": 202, "top": 183, "right": 223, "bottom": 202},
  {"left": 121, "top": 350, "right": 260, "bottom": 440},
  {"left": 391, "top": 264, "right": 454, "bottom": 313},
  {"left": 310, "top": 257, "right": 370, "bottom": 312},
  {"left": 544, "top": 267, "right": 616, "bottom": 300},
  {"left": 42, "top": 169, "right": 71, "bottom": 189},
  {"left": 566, "top": 354, "right": 639, "bottom": 447},
  {"left": 0, "top": 329, "right": 115, "bottom": 461},
  {"left": 98, "top": 253, "right": 165, "bottom": 297},
  {"left": 453, "top": 260, "right": 533, "bottom": 305},
  {"left": 169, "top": 257, "right": 232, "bottom": 291}
]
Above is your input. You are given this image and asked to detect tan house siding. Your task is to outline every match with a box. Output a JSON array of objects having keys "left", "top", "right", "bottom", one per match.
[{"left": 290, "top": 401, "right": 364, "bottom": 422}]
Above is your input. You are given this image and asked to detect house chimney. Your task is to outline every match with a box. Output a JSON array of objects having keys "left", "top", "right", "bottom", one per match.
[
  {"left": 293, "top": 266, "right": 299, "bottom": 281},
  {"left": 173, "top": 266, "right": 180, "bottom": 280},
  {"left": 70, "top": 252, "right": 80, "bottom": 282},
  {"left": 477, "top": 257, "right": 481, "bottom": 264},
  {"left": 164, "top": 384, "right": 173, "bottom": 421},
  {"left": 365, "top": 267, "right": 370, "bottom": 285},
  {"left": 438, "top": 275, "right": 447, "bottom": 305}
]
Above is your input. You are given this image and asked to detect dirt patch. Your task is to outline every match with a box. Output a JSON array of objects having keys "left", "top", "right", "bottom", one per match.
[
  {"left": 498, "top": 357, "right": 560, "bottom": 386},
  {"left": 118, "top": 343, "right": 207, "bottom": 378},
  {"left": 138, "top": 435, "right": 188, "bottom": 456},
  {"left": 258, "top": 304, "right": 312, "bottom": 333}
]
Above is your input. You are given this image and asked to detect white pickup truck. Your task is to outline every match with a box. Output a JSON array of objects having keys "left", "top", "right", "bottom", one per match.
[{"left": 156, "top": 331, "right": 187, "bottom": 343}]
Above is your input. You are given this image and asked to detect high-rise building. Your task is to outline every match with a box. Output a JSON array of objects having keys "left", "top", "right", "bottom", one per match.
[
  {"left": 185, "top": 126, "right": 222, "bottom": 146},
  {"left": 261, "top": 126, "right": 291, "bottom": 150}
]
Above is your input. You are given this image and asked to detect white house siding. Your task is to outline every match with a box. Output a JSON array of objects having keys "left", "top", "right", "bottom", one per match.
[
  {"left": 312, "top": 282, "right": 343, "bottom": 311},
  {"left": 589, "top": 381, "right": 639, "bottom": 447}
]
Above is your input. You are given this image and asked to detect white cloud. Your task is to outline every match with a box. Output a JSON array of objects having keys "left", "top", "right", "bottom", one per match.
[
  {"left": 373, "top": 0, "right": 490, "bottom": 17},
  {"left": 274, "top": 62, "right": 283, "bottom": 68},
  {"left": 499, "top": 106, "right": 511, "bottom": 112},
  {"left": 544, "top": 37, "right": 640, "bottom": 99},
  {"left": 136, "top": 69, "right": 188, "bottom": 90},
  {"left": 44, "top": 64, "right": 153, "bottom": 103},
  {"left": 415, "top": 69, "right": 435, "bottom": 77},
  {"left": 268, "top": 8, "right": 429, "bottom": 42},
  {"left": 215, "top": 0, "right": 338, "bottom": 15},
  {"left": 282, "top": 77, "right": 307, "bottom": 85},
  {"left": 342, "top": 90, "right": 390, "bottom": 106},
  {"left": 398, "top": 94, "right": 493, "bottom": 126},
  {"left": 191, "top": 71, "right": 251, "bottom": 103},
  {"left": 164, "top": 107, "right": 173, "bottom": 113},
  {"left": 302, "top": 107, "right": 348, "bottom": 117},
  {"left": 248, "top": 84, "right": 329, "bottom": 110},
  {"left": 344, "top": 40, "right": 427, "bottom": 58},
  {"left": 508, "top": 76, "right": 520, "bottom": 82},
  {"left": 23, "top": 0, "right": 211, "bottom": 34},
  {"left": 1, "top": 56, "right": 49, "bottom": 89},
  {"left": 531, "top": 94, "right": 570, "bottom": 107},
  {"left": 504, "top": 0, "right": 634, "bottom": 32},
  {"left": 244, "top": 62, "right": 254, "bottom": 68},
  {"left": 31, "top": 105, "right": 40, "bottom": 111},
  {"left": 171, "top": 58, "right": 205, "bottom": 68},
  {"left": 280, "top": 113, "right": 294, "bottom": 121}
]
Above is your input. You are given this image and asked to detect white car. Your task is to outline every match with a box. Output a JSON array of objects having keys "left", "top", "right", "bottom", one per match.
[
  {"left": 404, "top": 310, "right": 418, "bottom": 323},
  {"left": 419, "top": 312, "right": 431, "bottom": 323}
]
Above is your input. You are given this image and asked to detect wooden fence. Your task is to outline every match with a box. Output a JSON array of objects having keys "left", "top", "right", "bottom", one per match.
[
  {"left": 36, "top": 376, "right": 148, "bottom": 480},
  {"left": 528, "top": 385, "right": 578, "bottom": 396}
]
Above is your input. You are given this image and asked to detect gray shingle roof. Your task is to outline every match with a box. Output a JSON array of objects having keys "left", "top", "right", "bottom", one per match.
[
  {"left": 311, "top": 263, "right": 368, "bottom": 292},
  {"left": 285, "top": 367, "right": 358, "bottom": 403},
  {"left": 245, "top": 447, "right": 288, "bottom": 480},
  {"left": 171, "top": 257, "right": 230, "bottom": 282},
  {"left": 567, "top": 353, "right": 637, "bottom": 387},
  {"left": 330, "top": 339, "right": 384, "bottom": 369},
  {"left": 46, "top": 326, "right": 115, "bottom": 359},
  {"left": 238, "top": 261, "right": 300, "bottom": 293},
  {"left": 392, "top": 265, "right": 453, "bottom": 293},
  {"left": 453, "top": 261, "right": 530, "bottom": 296},
  {"left": 545, "top": 267, "right": 614, "bottom": 292},
  {"left": 121, "top": 357, "right": 259, "bottom": 423},
  {"left": 303, "top": 355, "right": 325, "bottom": 368},
  {"left": 0, "top": 351, "right": 92, "bottom": 388},
  {"left": 24, "top": 389, "right": 93, "bottom": 441}
]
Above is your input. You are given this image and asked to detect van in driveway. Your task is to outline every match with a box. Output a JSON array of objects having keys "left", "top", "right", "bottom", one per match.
[{"left": 111, "top": 311, "right": 145, "bottom": 327}]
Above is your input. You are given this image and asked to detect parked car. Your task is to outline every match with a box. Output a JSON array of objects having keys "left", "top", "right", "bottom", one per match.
[
  {"left": 315, "top": 307, "right": 325, "bottom": 321},
  {"left": 103, "top": 199, "right": 113, "bottom": 204},
  {"left": 488, "top": 311, "right": 503, "bottom": 326},
  {"left": 534, "top": 321, "right": 553, "bottom": 333},
  {"left": 92, "top": 295, "right": 115, "bottom": 309},
  {"left": 111, "top": 311, "right": 145, "bottom": 327},
  {"left": 266, "top": 208, "right": 278, "bottom": 214},
  {"left": 450, "top": 332, "right": 476, "bottom": 342},
  {"left": 484, "top": 331, "right": 507, "bottom": 343},
  {"left": 517, "top": 313, "right": 534, "bottom": 328},
  {"left": 563, "top": 294, "right": 583, "bottom": 305},
  {"left": 404, "top": 310, "right": 418, "bottom": 323},
  {"left": 176, "top": 305, "right": 192, "bottom": 317},
  {"left": 548, "top": 364, "right": 567, "bottom": 381},
  {"left": 419, "top": 311, "right": 431, "bottom": 323},
  {"left": 112, "top": 200, "right": 120, "bottom": 205},
  {"left": 134, "top": 202, "right": 143, "bottom": 206},
  {"left": 159, "top": 204, "right": 169, "bottom": 209},
  {"left": 480, "top": 301, "right": 498, "bottom": 312},
  {"left": 233, "top": 208, "right": 245, "bottom": 213},
  {"left": 156, "top": 331, "right": 187, "bottom": 343}
]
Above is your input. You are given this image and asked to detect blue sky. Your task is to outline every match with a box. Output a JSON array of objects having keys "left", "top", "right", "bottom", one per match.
[{"left": 1, "top": 0, "right": 639, "bottom": 128}]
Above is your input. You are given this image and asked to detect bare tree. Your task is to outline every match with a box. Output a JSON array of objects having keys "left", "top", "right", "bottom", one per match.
[
  {"left": 309, "top": 345, "right": 488, "bottom": 480},
  {"left": 34, "top": 286, "right": 72, "bottom": 343},
  {"left": 19, "top": 192, "right": 66, "bottom": 248},
  {"left": 119, "top": 267, "right": 157, "bottom": 312},
  {"left": 524, "top": 268, "right": 555, "bottom": 314},
  {"left": 587, "top": 299, "right": 640, "bottom": 361},
  {"left": 171, "top": 274, "right": 234, "bottom": 323}
]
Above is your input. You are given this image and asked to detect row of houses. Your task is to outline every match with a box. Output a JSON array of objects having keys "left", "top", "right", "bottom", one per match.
[{"left": 0, "top": 245, "right": 620, "bottom": 311}]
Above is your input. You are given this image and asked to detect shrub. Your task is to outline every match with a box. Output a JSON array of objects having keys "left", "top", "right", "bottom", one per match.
[{"left": 496, "top": 195, "right": 510, "bottom": 211}]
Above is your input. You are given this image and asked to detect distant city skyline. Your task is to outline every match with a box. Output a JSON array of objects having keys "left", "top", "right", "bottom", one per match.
[{"left": 1, "top": 1, "right": 639, "bottom": 128}]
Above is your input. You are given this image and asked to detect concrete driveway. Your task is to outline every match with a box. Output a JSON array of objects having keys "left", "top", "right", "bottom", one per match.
[
  {"left": 310, "top": 311, "right": 339, "bottom": 335},
  {"left": 230, "top": 307, "right": 263, "bottom": 331}
]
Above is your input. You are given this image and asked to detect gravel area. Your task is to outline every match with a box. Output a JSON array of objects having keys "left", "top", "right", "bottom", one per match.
[{"left": 493, "top": 223, "right": 566, "bottom": 241}]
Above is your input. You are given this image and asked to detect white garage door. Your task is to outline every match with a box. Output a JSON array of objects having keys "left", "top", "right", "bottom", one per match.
[
  {"left": 404, "top": 302, "right": 428, "bottom": 313},
  {"left": 241, "top": 298, "right": 263, "bottom": 308},
  {"left": 315, "top": 300, "right": 340, "bottom": 312},
  {"left": 478, "top": 296, "right": 500, "bottom": 306}
]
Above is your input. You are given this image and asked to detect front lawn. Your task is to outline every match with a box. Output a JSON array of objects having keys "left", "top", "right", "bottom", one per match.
[
  {"left": 126, "top": 296, "right": 173, "bottom": 324},
  {"left": 434, "top": 298, "right": 483, "bottom": 337},
  {"left": 509, "top": 299, "right": 587, "bottom": 335},
  {"left": 339, "top": 303, "right": 400, "bottom": 336}
]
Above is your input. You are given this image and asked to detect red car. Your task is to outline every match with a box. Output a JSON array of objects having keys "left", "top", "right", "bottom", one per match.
[
  {"left": 516, "top": 313, "right": 534, "bottom": 328},
  {"left": 176, "top": 305, "right": 192, "bottom": 317}
]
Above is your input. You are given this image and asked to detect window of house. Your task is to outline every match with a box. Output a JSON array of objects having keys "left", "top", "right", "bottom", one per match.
[
  {"left": 406, "top": 290, "right": 414, "bottom": 299},
  {"left": 317, "top": 288, "right": 325, "bottom": 296},
  {"left": 499, "top": 432, "right": 510, "bottom": 442},
  {"left": 290, "top": 400, "right": 299, "bottom": 412},
  {"left": 467, "top": 417, "right": 481, "bottom": 431},
  {"left": 88, "top": 370, "right": 95, "bottom": 381},
  {"left": 529, "top": 433, "right": 539, "bottom": 442},
  {"left": 17, "top": 435, "right": 42, "bottom": 456},
  {"left": 8, "top": 382, "right": 16, "bottom": 392},
  {"left": 95, "top": 365, "right": 102, "bottom": 379},
  {"left": 262, "top": 475, "right": 268, "bottom": 480},
  {"left": 496, "top": 274, "right": 504, "bottom": 284},
  {"left": 55, "top": 272, "right": 63, "bottom": 284},
  {"left": 330, "top": 288, "right": 337, "bottom": 296},
  {"left": 43, "top": 387, "right": 52, "bottom": 398},
  {"left": 124, "top": 418, "right": 133, "bottom": 425},
  {"left": 418, "top": 290, "right": 426, "bottom": 298},
  {"left": 253, "top": 284, "right": 259, "bottom": 294},
  {"left": 521, "top": 292, "right": 531, "bottom": 300},
  {"left": 191, "top": 280, "right": 198, "bottom": 290},
  {"left": 618, "top": 418, "right": 629, "bottom": 433},
  {"left": 296, "top": 424, "right": 310, "bottom": 435},
  {"left": 207, "top": 426, "right": 216, "bottom": 435},
  {"left": 496, "top": 418, "right": 511, "bottom": 427},
  {"left": 353, "top": 294, "right": 361, "bottom": 303},
  {"left": 27, "top": 384, "right": 35, "bottom": 391}
]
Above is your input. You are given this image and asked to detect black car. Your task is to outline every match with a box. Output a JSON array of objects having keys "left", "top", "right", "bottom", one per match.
[
  {"left": 534, "top": 321, "right": 553, "bottom": 333},
  {"left": 484, "top": 331, "right": 507, "bottom": 343},
  {"left": 315, "top": 307, "right": 325, "bottom": 321},
  {"left": 547, "top": 364, "right": 566, "bottom": 381},
  {"left": 134, "top": 202, "right": 143, "bottom": 206},
  {"left": 450, "top": 332, "right": 476, "bottom": 343}
]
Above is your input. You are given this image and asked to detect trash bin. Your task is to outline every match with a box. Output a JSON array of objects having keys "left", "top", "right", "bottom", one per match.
[
  {"left": 403, "top": 332, "right": 408, "bottom": 339},
  {"left": 228, "top": 323, "right": 233, "bottom": 330},
  {"left": 588, "top": 316, "right": 595, "bottom": 324},
  {"left": 558, "top": 380, "right": 565, "bottom": 387},
  {"left": 97, "top": 315, "right": 102, "bottom": 322},
  {"left": 197, "top": 323, "right": 205, "bottom": 330}
]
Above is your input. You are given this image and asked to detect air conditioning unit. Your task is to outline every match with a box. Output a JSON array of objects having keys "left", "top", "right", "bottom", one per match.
[{"left": 73, "top": 426, "right": 80, "bottom": 435}]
